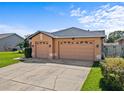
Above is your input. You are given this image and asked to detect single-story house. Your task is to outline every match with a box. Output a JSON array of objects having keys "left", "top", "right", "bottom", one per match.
[
  {"left": 0, "top": 33, "right": 24, "bottom": 51},
  {"left": 116, "top": 37, "right": 124, "bottom": 46},
  {"left": 29, "top": 27, "right": 105, "bottom": 61}
]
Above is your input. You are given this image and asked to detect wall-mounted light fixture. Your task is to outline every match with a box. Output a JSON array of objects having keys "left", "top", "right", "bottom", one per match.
[
  {"left": 96, "top": 44, "right": 99, "bottom": 48},
  {"left": 49, "top": 45, "right": 51, "bottom": 48},
  {"left": 72, "top": 38, "right": 75, "bottom": 40}
]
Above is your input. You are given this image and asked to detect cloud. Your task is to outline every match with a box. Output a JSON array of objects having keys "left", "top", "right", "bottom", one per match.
[
  {"left": 70, "top": 4, "right": 74, "bottom": 9},
  {"left": 44, "top": 6, "right": 66, "bottom": 16},
  {"left": 0, "top": 24, "right": 34, "bottom": 37},
  {"left": 70, "top": 8, "right": 86, "bottom": 17},
  {"left": 70, "top": 4, "right": 124, "bottom": 36}
]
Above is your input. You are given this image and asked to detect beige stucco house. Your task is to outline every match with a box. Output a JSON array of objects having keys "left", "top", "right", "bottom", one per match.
[{"left": 29, "top": 27, "right": 105, "bottom": 61}]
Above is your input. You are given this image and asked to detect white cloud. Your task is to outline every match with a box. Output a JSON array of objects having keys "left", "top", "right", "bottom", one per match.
[
  {"left": 0, "top": 24, "right": 34, "bottom": 37},
  {"left": 70, "top": 8, "right": 86, "bottom": 17},
  {"left": 70, "top": 4, "right": 74, "bottom": 9},
  {"left": 70, "top": 4, "right": 124, "bottom": 36}
]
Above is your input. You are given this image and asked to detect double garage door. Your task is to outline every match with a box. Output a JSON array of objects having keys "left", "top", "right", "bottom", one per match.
[
  {"left": 35, "top": 40, "right": 95, "bottom": 61},
  {"left": 59, "top": 41, "right": 95, "bottom": 61}
]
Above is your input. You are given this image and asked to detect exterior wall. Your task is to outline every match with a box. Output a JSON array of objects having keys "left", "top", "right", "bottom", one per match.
[
  {"left": 31, "top": 33, "right": 53, "bottom": 58},
  {"left": 31, "top": 33, "right": 103, "bottom": 61},
  {"left": 0, "top": 34, "right": 24, "bottom": 51},
  {"left": 54, "top": 37, "right": 102, "bottom": 61},
  {"left": 118, "top": 40, "right": 124, "bottom": 45}
]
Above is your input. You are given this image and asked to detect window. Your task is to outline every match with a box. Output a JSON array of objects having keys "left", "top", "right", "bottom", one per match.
[
  {"left": 40, "top": 42, "right": 42, "bottom": 44},
  {"left": 64, "top": 41, "right": 66, "bottom": 44},
  {"left": 89, "top": 42, "right": 92, "bottom": 44},
  {"left": 80, "top": 41, "right": 83, "bottom": 44},
  {"left": 68, "top": 41, "right": 70, "bottom": 44},
  {"left": 85, "top": 41, "right": 88, "bottom": 44},
  {"left": 76, "top": 42, "right": 79, "bottom": 44}
]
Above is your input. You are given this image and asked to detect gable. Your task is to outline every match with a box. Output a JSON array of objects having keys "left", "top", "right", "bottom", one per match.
[{"left": 31, "top": 32, "right": 52, "bottom": 42}]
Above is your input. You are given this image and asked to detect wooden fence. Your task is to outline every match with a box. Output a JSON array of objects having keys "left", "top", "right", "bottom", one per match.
[{"left": 104, "top": 45, "right": 124, "bottom": 57}]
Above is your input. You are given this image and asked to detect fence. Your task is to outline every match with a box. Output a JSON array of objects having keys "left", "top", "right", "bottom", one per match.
[{"left": 104, "top": 44, "right": 124, "bottom": 57}]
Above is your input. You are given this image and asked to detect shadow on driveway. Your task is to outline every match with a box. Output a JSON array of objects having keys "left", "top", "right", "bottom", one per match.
[{"left": 22, "top": 58, "right": 93, "bottom": 67}]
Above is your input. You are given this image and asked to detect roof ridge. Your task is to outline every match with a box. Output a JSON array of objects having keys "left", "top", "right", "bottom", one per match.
[
  {"left": 52, "top": 27, "right": 87, "bottom": 34},
  {"left": 0, "top": 33, "right": 15, "bottom": 35},
  {"left": 0, "top": 33, "right": 16, "bottom": 40}
]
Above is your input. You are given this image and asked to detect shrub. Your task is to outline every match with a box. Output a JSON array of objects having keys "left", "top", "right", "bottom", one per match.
[
  {"left": 101, "top": 58, "right": 124, "bottom": 90},
  {"left": 24, "top": 47, "right": 32, "bottom": 58},
  {"left": 12, "top": 48, "right": 17, "bottom": 51}
]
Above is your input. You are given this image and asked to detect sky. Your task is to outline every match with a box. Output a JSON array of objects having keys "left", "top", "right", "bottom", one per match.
[{"left": 0, "top": 2, "right": 124, "bottom": 37}]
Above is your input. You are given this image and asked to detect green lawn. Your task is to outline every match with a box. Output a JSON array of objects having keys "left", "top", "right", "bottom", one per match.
[
  {"left": 0, "top": 51, "right": 24, "bottom": 68},
  {"left": 81, "top": 62, "right": 103, "bottom": 91}
]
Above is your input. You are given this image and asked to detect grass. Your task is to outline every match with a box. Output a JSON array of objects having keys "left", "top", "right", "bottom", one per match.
[
  {"left": 81, "top": 62, "right": 103, "bottom": 91},
  {"left": 0, "top": 51, "right": 24, "bottom": 68}
]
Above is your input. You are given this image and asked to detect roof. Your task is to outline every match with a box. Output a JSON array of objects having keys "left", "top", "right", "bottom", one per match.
[
  {"left": 0, "top": 33, "right": 24, "bottom": 40},
  {"left": 116, "top": 37, "right": 124, "bottom": 42},
  {"left": 52, "top": 27, "right": 105, "bottom": 38},
  {"left": 29, "top": 27, "right": 106, "bottom": 39}
]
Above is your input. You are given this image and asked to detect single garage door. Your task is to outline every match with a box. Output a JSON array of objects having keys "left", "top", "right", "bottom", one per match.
[
  {"left": 59, "top": 41, "right": 94, "bottom": 61},
  {"left": 36, "top": 41, "right": 49, "bottom": 58}
]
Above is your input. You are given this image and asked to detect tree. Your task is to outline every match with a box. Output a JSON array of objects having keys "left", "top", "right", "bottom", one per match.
[
  {"left": 16, "top": 42, "right": 24, "bottom": 53},
  {"left": 107, "top": 31, "right": 124, "bottom": 43}
]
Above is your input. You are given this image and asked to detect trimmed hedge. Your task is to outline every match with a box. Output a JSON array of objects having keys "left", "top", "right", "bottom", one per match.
[
  {"left": 101, "top": 58, "right": 124, "bottom": 90},
  {"left": 24, "top": 47, "right": 32, "bottom": 58}
]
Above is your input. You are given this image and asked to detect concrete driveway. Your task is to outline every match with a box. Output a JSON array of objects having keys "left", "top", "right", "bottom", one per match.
[{"left": 0, "top": 59, "right": 93, "bottom": 91}]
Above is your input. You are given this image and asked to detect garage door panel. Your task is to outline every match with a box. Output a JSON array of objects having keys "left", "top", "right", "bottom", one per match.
[
  {"left": 59, "top": 41, "right": 94, "bottom": 61},
  {"left": 36, "top": 42, "right": 49, "bottom": 58}
]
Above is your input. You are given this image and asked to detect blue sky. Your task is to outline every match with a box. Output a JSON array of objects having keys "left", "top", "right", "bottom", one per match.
[{"left": 0, "top": 2, "right": 124, "bottom": 37}]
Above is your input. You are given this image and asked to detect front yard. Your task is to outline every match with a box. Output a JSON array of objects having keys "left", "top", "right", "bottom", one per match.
[
  {"left": 0, "top": 51, "right": 24, "bottom": 68},
  {"left": 81, "top": 62, "right": 103, "bottom": 91}
]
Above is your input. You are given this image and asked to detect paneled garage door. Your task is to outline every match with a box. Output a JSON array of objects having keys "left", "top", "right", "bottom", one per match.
[
  {"left": 36, "top": 41, "right": 49, "bottom": 58},
  {"left": 59, "top": 41, "right": 94, "bottom": 61}
]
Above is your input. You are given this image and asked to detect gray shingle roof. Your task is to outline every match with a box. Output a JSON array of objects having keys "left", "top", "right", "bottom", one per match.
[
  {"left": 0, "top": 33, "right": 24, "bottom": 40},
  {"left": 29, "top": 27, "right": 105, "bottom": 39},
  {"left": 52, "top": 27, "right": 105, "bottom": 38},
  {"left": 0, "top": 33, "right": 15, "bottom": 40}
]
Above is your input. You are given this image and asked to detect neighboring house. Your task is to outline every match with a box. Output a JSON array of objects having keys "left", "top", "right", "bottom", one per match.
[
  {"left": 0, "top": 33, "right": 24, "bottom": 51},
  {"left": 29, "top": 27, "right": 105, "bottom": 61},
  {"left": 116, "top": 37, "right": 124, "bottom": 45}
]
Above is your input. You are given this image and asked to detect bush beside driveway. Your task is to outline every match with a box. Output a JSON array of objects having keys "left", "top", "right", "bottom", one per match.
[
  {"left": 81, "top": 58, "right": 124, "bottom": 91},
  {"left": 101, "top": 58, "right": 124, "bottom": 90}
]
